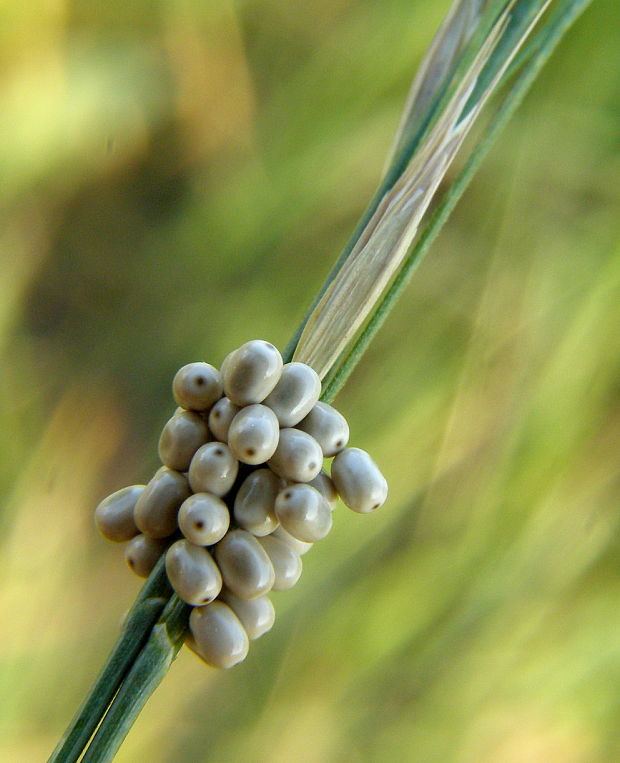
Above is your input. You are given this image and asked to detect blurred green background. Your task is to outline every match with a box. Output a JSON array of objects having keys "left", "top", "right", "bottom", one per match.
[{"left": 1, "top": 0, "right": 620, "bottom": 761}]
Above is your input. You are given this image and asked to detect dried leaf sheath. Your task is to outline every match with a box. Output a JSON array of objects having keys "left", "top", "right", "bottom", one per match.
[
  {"left": 384, "top": 0, "right": 491, "bottom": 172},
  {"left": 293, "top": 0, "right": 550, "bottom": 380}
]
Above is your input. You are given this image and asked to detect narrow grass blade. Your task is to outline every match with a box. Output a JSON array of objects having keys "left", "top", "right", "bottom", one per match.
[
  {"left": 385, "top": 0, "right": 491, "bottom": 171},
  {"left": 285, "top": 0, "right": 552, "bottom": 368},
  {"left": 283, "top": 0, "right": 517, "bottom": 363},
  {"left": 80, "top": 597, "right": 190, "bottom": 763},
  {"left": 293, "top": 0, "right": 552, "bottom": 380},
  {"left": 48, "top": 559, "right": 172, "bottom": 763},
  {"left": 321, "top": 0, "right": 594, "bottom": 400}
]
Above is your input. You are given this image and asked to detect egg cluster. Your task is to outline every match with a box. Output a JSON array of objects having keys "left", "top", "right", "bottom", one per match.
[{"left": 95, "top": 340, "right": 388, "bottom": 669}]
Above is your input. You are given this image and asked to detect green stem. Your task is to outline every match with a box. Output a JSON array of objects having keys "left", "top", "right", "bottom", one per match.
[
  {"left": 80, "top": 597, "right": 190, "bottom": 763},
  {"left": 48, "top": 558, "right": 172, "bottom": 763}
]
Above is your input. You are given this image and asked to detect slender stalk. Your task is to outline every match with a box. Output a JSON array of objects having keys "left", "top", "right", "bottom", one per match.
[
  {"left": 48, "top": 558, "right": 172, "bottom": 763},
  {"left": 80, "top": 597, "right": 190, "bottom": 763}
]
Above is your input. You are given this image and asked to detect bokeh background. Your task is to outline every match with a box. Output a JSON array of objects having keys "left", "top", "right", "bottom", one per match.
[{"left": 2, "top": 0, "right": 620, "bottom": 761}]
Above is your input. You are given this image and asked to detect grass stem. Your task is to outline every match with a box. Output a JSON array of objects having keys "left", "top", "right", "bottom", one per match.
[
  {"left": 80, "top": 597, "right": 190, "bottom": 763},
  {"left": 48, "top": 559, "right": 172, "bottom": 763}
]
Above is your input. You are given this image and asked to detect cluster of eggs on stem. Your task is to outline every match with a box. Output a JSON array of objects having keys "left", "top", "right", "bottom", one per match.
[{"left": 95, "top": 340, "right": 388, "bottom": 668}]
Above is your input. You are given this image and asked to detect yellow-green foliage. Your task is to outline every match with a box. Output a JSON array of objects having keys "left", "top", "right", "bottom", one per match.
[{"left": 1, "top": 1, "right": 619, "bottom": 761}]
